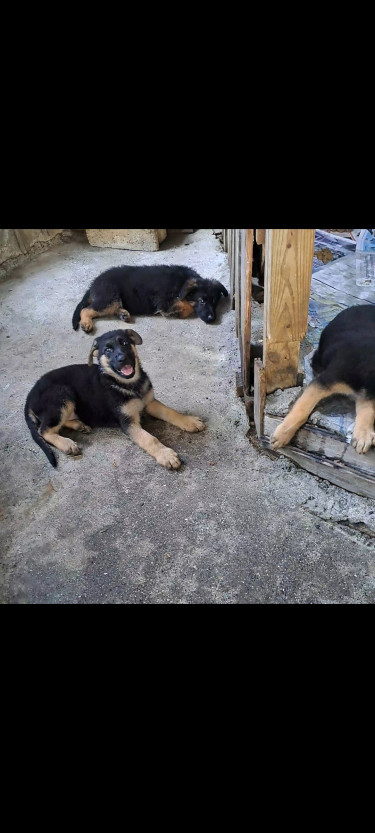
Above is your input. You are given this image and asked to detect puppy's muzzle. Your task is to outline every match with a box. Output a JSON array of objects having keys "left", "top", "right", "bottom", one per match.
[
  {"left": 199, "top": 308, "right": 216, "bottom": 324},
  {"left": 113, "top": 350, "right": 135, "bottom": 378}
]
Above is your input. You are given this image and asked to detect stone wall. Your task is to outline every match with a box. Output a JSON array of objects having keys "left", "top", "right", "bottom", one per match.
[
  {"left": 0, "top": 229, "right": 63, "bottom": 276},
  {"left": 0, "top": 229, "right": 197, "bottom": 277},
  {"left": 86, "top": 229, "right": 167, "bottom": 251}
]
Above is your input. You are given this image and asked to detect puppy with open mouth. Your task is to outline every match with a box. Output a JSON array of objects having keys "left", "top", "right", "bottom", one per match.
[{"left": 25, "top": 329, "right": 205, "bottom": 469}]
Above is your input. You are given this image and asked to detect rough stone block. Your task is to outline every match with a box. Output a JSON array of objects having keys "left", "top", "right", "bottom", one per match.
[{"left": 86, "top": 229, "right": 167, "bottom": 251}]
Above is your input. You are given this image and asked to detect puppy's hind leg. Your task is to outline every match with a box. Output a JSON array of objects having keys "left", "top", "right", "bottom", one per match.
[
  {"left": 352, "top": 398, "right": 375, "bottom": 454},
  {"left": 40, "top": 400, "right": 82, "bottom": 457},
  {"left": 119, "top": 308, "right": 132, "bottom": 323},
  {"left": 80, "top": 300, "right": 131, "bottom": 333},
  {"left": 64, "top": 419, "right": 92, "bottom": 433},
  {"left": 271, "top": 379, "right": 354, "bottom": 450},
  {"left": 80, "top": 307, "right": 100, "bottom": 334}
]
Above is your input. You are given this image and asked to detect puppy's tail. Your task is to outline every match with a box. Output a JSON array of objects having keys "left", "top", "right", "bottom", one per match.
[
  {"left": 72, "top": 289, "right": 91, "bottom": 331},
  {"left": 24, "top": 400, "right": 57, "bottom": 468}
]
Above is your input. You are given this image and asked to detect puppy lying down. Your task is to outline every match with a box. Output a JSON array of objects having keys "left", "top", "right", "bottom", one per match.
[
  {"left": 72, "top": 265, "right": 229, "bottom": 332},
  {"left": 25, "top": 329, "right": 205, "bottom": 469}
]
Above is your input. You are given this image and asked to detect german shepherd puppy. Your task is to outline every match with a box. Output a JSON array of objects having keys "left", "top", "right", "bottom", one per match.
[
  {"left": 25, "top": 329, "right": 205, "bottom": 469},
  {"left": 72, "top": 265, "right": 229, "bottom": 332},
  {"left": 272, "top": 305, "right": 375, "bottom": 455}
]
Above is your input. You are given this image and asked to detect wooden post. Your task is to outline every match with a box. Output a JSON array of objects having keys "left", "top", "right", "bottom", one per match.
[
  {"left": 240, "top": 229, "right": 254, "bottom": 395},
  {"left": 254, "top": 359, "right": 267, "bottom": 437},
  {"left": 255, "top": 228, "right": 266, "bottom": 246},
  {"left": 227, "top": 230, "right": 236, "bottom": 309},
  {"left": 234, "top": 230, "right": 241, "bottom": 338},
  {"left": 264, "top": 229, "right": 315, "bottom": 394}
]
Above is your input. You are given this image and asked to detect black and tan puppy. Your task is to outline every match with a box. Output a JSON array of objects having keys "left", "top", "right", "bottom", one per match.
[
  {"left": 272, "top": 305, "right": 375, "bottom": 455},
  {"left": 25, "top": 329, "right": 205, "bottom": 469},
  {"left": 72, "top": 265, "right": 229, "bottom": 333}
]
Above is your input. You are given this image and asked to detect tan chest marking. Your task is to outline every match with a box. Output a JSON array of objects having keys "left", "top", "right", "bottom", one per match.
[
  {"left": 121, "top": 388, "right": 154, "bottom": 423},
  {"left": 121, "top": 398, "right": 145, "bottom": 422}
]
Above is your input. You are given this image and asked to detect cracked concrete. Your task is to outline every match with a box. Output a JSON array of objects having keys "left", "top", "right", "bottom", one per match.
[{"left": 1, "top": 229, "right": 375, "bottom": 604}]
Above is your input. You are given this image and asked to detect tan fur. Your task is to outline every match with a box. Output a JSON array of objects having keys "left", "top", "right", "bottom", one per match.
[
  {"left": 143, "top": 389, "right": 156, "bottom": 407},
  {"left": 41, "top": 401, "right": 81, "bottom": 456},
  {"left": 352, "top": 397, "right": 375, "bottom": 454},
  {"left": 127, "top": 423, "right": 182, "bottom": 470},
  {"left": 41, "top": 432, "right": 81, "bottom": 455},
  {"left": 64, "top": 420, "right": 92, "bottom": 433},
  {"left": 80, "top": 302, "right": 131, "bottom": 333},
  {"left": 99, "top": 354, "right": 141, "bottom": 385},
  {"left": 121, "top": 387, "right": 204, "bottom": 467},
  {"left": 170, "top": 300, "right": 195, "bottom": 319},
  {"left": 121, "top": 399, "right": 145, "bottom": 422},
  {"left": 146, "top": 399, "right": 205, "bottom": 433},
  {"left": 272, "top": 381, "right": 355, "bottom": 450},
  {"left": 179, "top": 278, "right": 198, "bottom": 298},
  {"left": 60, "top": 402, "right": 76, "bottom": 424}
]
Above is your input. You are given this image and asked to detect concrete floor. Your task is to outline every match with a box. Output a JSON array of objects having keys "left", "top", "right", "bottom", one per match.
[{"left": 1, "top": 229, "right": 375, "bottom": 605}]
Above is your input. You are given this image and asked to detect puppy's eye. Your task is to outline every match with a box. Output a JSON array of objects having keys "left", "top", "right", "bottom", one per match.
[{"left": 105, "top": 345, "right": 113, "bottom": 353}]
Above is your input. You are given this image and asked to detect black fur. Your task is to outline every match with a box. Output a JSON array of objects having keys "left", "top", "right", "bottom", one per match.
[
  {"left": 72, "top": 265, "right": 229, "bottom": 331},
  {"left": 271, "top": 305, "right": 375, "bottom": 455},
  {"left": 311, "top": 305, "right": 375, "bottom": 395},
  {"left": 72, "top": 289, "right": 91, "bottom": 330},
  {"left": 25, "top": 330, "right": 151, "bottom": 467},
  {"left": 24, "top": 406, "right": 58, "bottom": 468}
]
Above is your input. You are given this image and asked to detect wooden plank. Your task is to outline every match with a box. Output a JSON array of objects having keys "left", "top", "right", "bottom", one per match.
[
  {"left": 264, "top": 229, "right": 315, "bottom": 393},
  {"left": 264, "top": 414, "right": 375, "bottom": 475},
  {"left": 264, "top": 443, "right": 375, "bottom": 500},
  {"left": 277, "top": 446, "right": 375, "bottom": 499},
  {"left": 244, "top": 393, "right": 255, "bottom": 421},
  {"left": 261, "top": 414, "right": 375, "bottom": 498},
  {"left": 240, "top": 229, "right": 254, "bottom": 394},
  {"left": 256, "top": 228, "right": 266, "bottom": 246},
  {"left": 228, "top": 229, "right": 236, "bottom": 309},
  {"left": 254, "top": 360, "right": 267, "bottom": 438},
  {"left": 234, "top": 230, "right": 241, "bottom": 338},
  {"left": 236, "top": 372, "right": 244, "bottom": 398}
]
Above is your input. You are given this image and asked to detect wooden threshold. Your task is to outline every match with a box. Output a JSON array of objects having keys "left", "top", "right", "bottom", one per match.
[{"left": 261, "top": 414, "right": 375, "bottom": 500}]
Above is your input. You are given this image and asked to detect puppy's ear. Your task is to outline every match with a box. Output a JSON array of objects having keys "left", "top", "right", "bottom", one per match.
[
  {"left": 217, "top": 282, "right": 229, "bottom": 298},
  {"left": 178, "top": 278, "right": 198, "bottom": 300},
  {"left": 88, "top": 338, "right": 100, "bottom": 366},
  {"left": 126, "top": 330, "right": 143, "bottom": 346}
]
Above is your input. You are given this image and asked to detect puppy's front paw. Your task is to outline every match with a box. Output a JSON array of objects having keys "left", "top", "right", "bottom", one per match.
[
  {"left": 271, "top": 422, "right": 295, "bottom": 450},
  {"left": 157, "top": 447, "right": 182, "bottom": 470},
  {"left": 182, "top": 416, "right": 206, "bottom": 433},
  {"left": 81, "top": 323, "right": 94, "bottom": 334},
  {"left": 352, "top": 429, "right": 375, "bottom": 455}
]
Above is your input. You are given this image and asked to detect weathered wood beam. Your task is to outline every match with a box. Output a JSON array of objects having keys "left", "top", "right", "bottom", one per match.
[{"left": 264, "top": 229, "right": 315, "bottom": 393}]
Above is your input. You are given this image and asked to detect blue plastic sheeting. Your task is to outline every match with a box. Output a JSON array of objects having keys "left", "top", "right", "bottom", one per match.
[{"left": 313, "top": 229, "right": 356, "bottom": 274}]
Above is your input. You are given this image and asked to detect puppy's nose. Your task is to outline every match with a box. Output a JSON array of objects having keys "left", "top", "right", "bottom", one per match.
[{"left": 207, "top": 314, "right": 215, "bottom": 322}]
